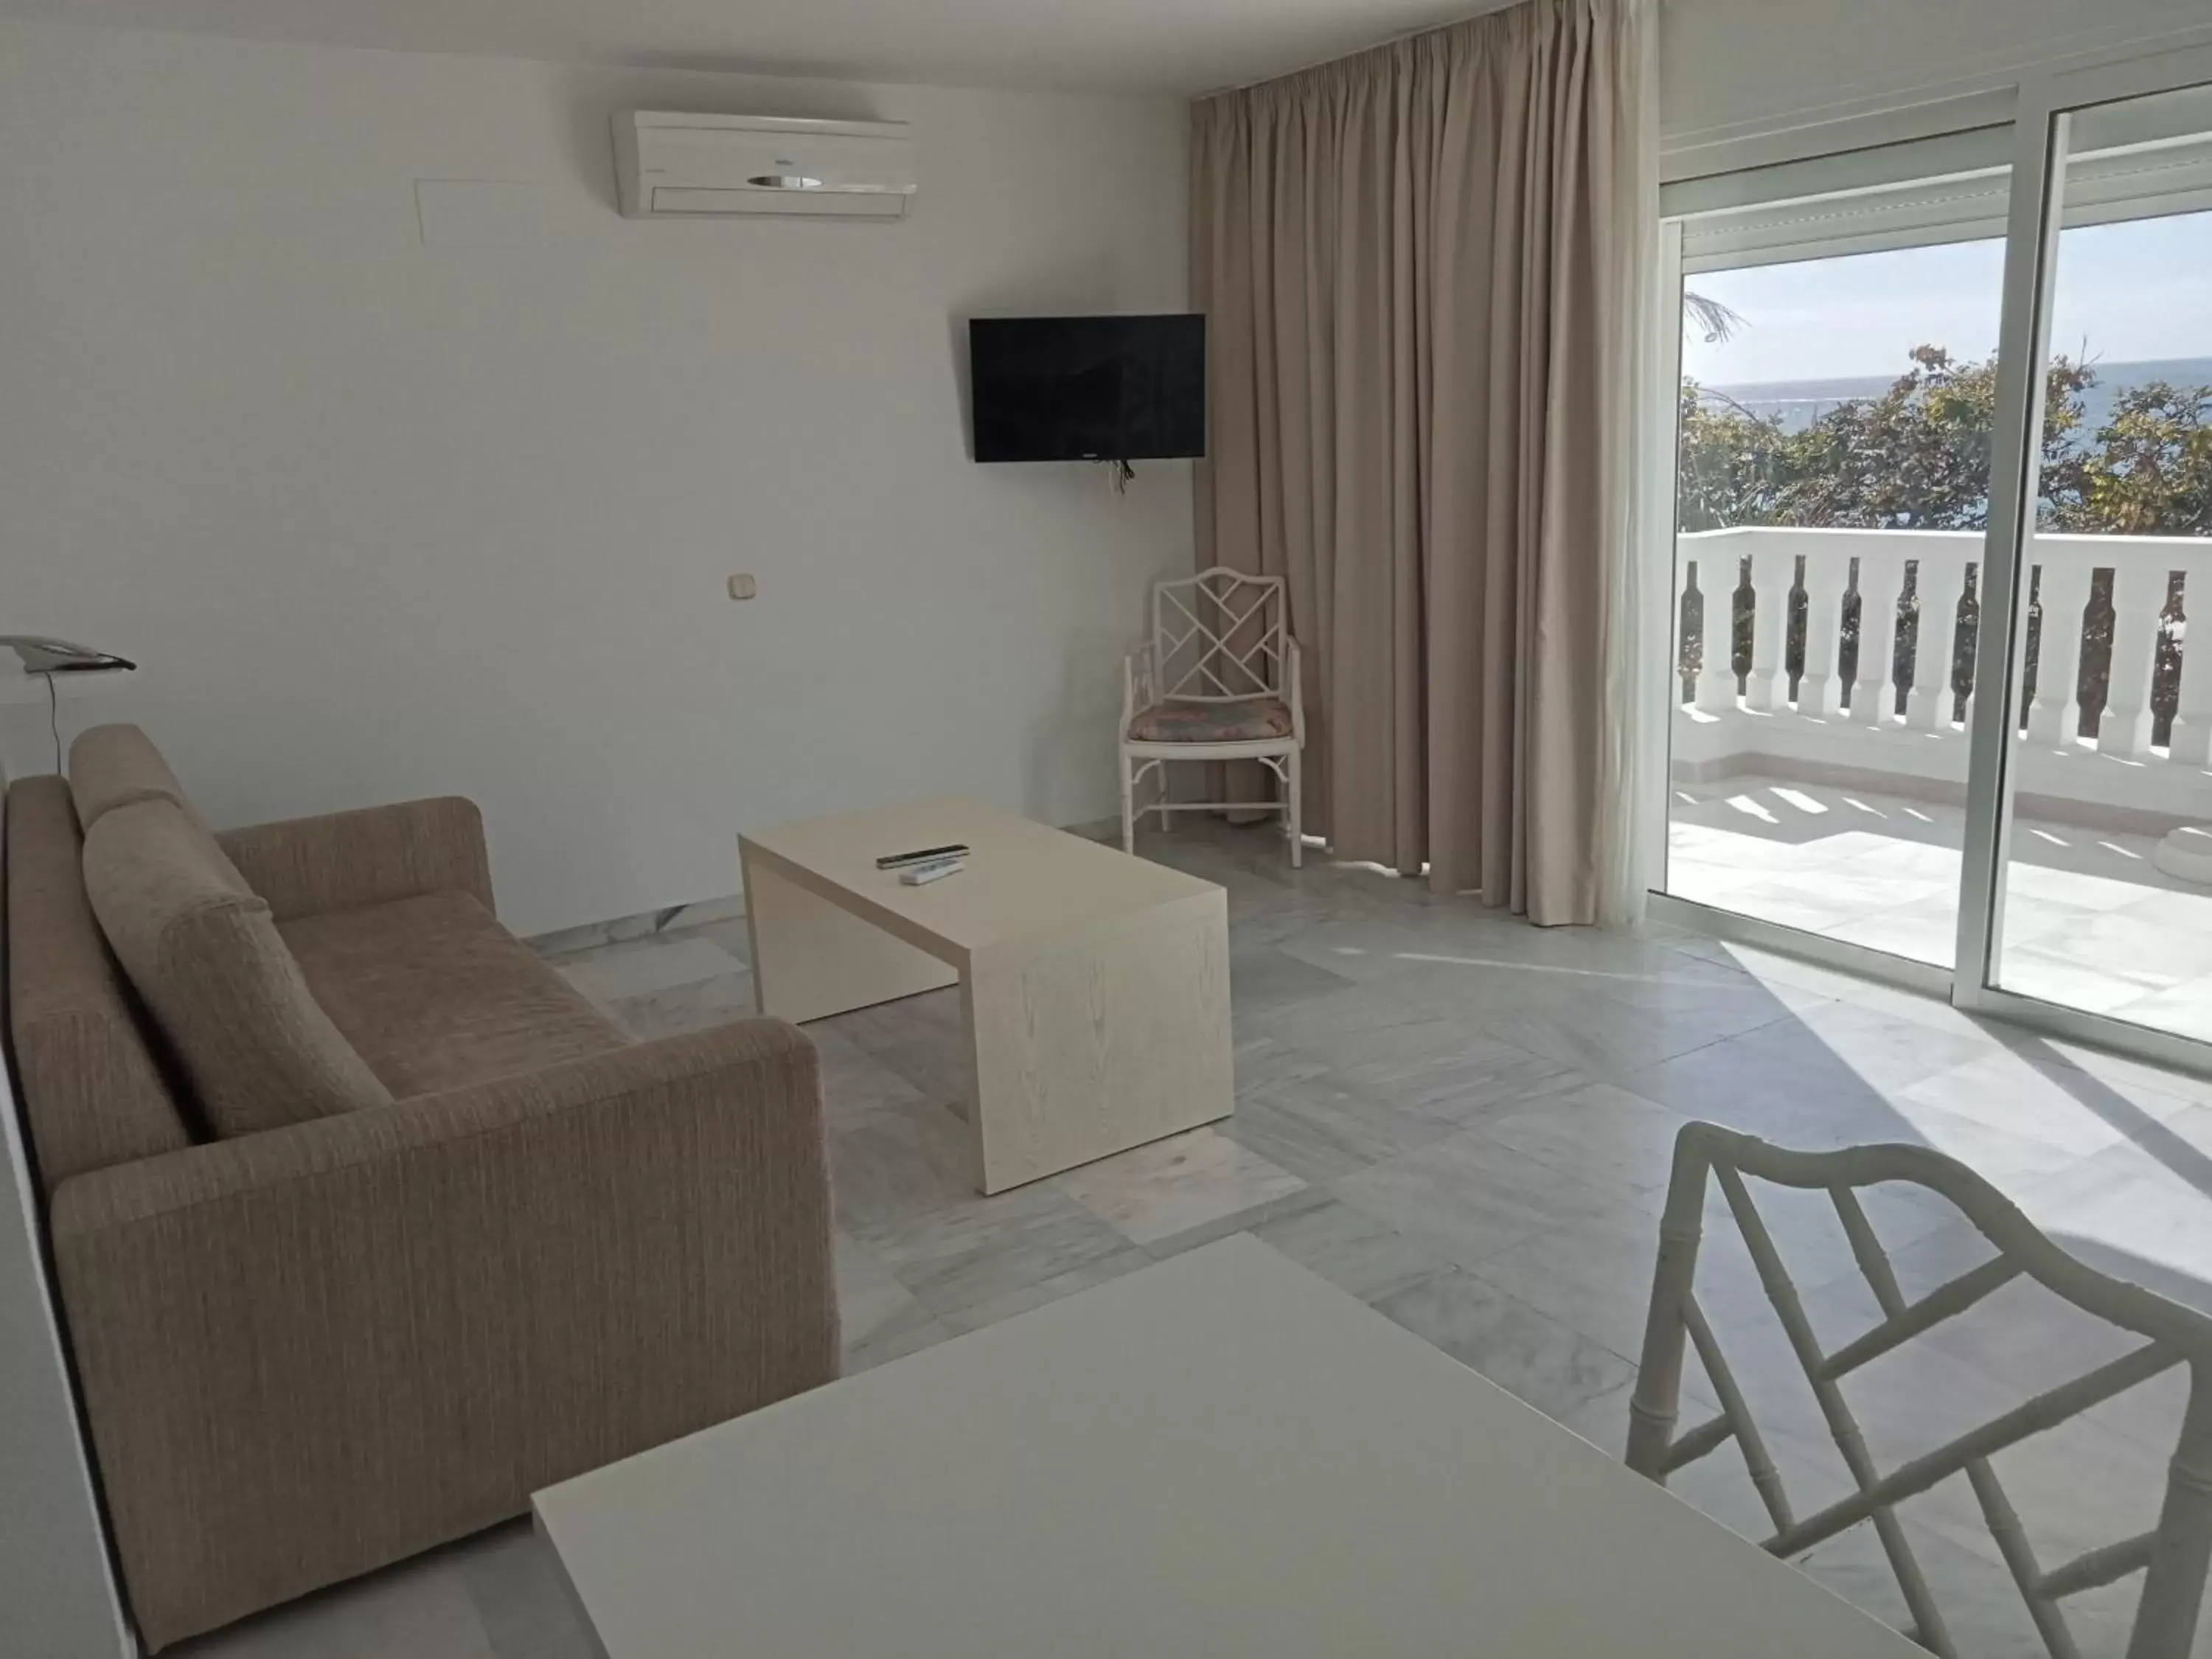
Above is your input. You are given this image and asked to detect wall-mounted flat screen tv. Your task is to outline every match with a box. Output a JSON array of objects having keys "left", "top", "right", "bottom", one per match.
[{"left": 969, "top": 314, "right": 1205, "bottom": 463}]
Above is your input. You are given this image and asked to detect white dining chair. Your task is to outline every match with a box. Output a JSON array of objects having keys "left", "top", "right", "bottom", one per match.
[
  {"left": 1121, "top": 566, "right": 1306, "bottom": 865},
  {"left": 1626, "top": 1121, "right": 2212, "bottom": 1659}
]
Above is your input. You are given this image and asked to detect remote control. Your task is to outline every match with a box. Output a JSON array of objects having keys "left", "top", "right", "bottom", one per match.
[
  {"left": 898, "top": 858, "right": 965, "bottom": 886},
  {"left": 877, "top": 843, "right": 970, "bottom": 870}
]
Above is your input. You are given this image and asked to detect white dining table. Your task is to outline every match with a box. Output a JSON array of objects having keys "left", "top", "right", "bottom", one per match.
[{"left": 534, "top": 1233, "right": 1919, "bottom": 1659}]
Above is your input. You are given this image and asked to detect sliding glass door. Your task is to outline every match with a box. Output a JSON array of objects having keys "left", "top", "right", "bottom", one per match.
[
  {"left": 1658, "top": 43, "right": 2212, "bottom": 1068},
  {"left": 1660, "top": 131, "right": 2018, "bottom": 978},
  {"left": 1964, "top": 60, "right": 2212, "bottom": 1055}
]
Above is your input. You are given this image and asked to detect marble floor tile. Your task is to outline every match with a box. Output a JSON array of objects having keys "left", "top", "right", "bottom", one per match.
[
  {"left": 868, "top": 1182, "right": 1134, "bottom": 1318},
  {"left": 869, "top": 1034, "right": 972, "bottom": 1115},
  {"left": 1329, "top": 1026, "right": 1587, "bottom": 1125},
  {"left": 935, "top": 1248, "right": 1155, "bottom": 1335},
  {"left": 1369, "top": 1267, "right": 1641, "bottom": 1424},
  {"left": 833, "top": 1234, "right": 931, "bottom": 1352},
  {"left": 1334, "top": 1130, "right": 1658, "bottom": 1270},
  {"left": 810, "top": 1030, "right": 936, "bottom": 1129},
  {"left": 825, "top": 1102, "right": 978, "bottom": 1242},
  {"left": 1465, "top": 1207, "right": 1678, "bottom": 1365},
  {"left": 1627, "top": 1027, "right": 1923, "bottom": 1148},
  {"left": 1057, "top": 1126, "right": 1306, "bottom": 1247},
  {"left": 606, "top": 971, "right": 756, "bottom": 1042},
  {"left": 842, "top": 1307, "right": 955, "bottom": 1373},
  {"left": 549, "top": 935, "right": 743, "bottom": 1004},
  {"left": 1222, "top": 1068, "right": 1461, "bottom": 1182},
  {"left": 171, "top": 1547, "right": 495, "bottom": 1658},
  {"left": 1473, "top": 1080, "right": 1694, "bottom": 1196},
  {"left": 456, "top": 1521, "right": 599, "bottom": 1659},
  {"left": 1136, "top": 1186, "right": 1334, "bottom": 1260},
  {"left": 1249, "top": 1199, "right": 1458, "bottom": 1303},
  {"left": 1896, "top": 1048, "right": 2142, "bottom": 1158},
  {"left": 684, "top": 916, "right": 753, "bottom": 964},
  {"left": 1230, "top": 939, "right": 1357, "bottom": 1015}
]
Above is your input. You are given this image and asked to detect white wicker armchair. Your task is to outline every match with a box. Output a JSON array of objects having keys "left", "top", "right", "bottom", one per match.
[
  {"left": 1627, "top": 1121, "right": 2212, "bottom": 1659},
  {"left": 1120, "top": 566, "right": 1306, "bottom": 865}
]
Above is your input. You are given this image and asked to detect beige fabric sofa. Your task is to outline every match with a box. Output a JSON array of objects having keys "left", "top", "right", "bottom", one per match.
[{"left": 4, "top": 726, "right": 838, "bottom": 1651}]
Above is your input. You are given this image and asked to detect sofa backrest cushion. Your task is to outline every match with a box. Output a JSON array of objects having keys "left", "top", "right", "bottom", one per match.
[
  {"left": 5, "top": 776, "right": 194, "bottom": 1189},
  {"left": 83, "top": 799, "right": 393, "bottom": 1139},
  {"left": 69, "top": 724, "right": 200, "bottom": 832}
]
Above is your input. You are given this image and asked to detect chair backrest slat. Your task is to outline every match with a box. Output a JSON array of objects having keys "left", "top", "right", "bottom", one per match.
[{"left": 1152, "top": 566, "right": 1287, "bottom": 703}]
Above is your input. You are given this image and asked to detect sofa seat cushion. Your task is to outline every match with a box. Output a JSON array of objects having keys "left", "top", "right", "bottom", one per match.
[
  {"left": 85, "top": 799, "right": 394, "bottom": 1140},
  {"left": 282, "top": 891, "right": 626, "bottom": 1098},
  {"left": 1127, "top": 696, "right": 1295, "bottom": 744}
]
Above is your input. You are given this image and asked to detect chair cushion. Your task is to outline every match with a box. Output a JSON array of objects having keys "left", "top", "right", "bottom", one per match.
[
  {"left": 69, "top": 724, "right": 203, "bottom": 832},
  {"left": 281, "top": 891, "right": 626, "bottom": 1099},
  {"left": 6, "top": 776, "right": 194, "bottom": 1188},
  {"left": 1127, "top": 697, "right": 1295, "bottom": 744},
  {"left": 83, "top": 799, "right": 393, "bottom": 1140}
]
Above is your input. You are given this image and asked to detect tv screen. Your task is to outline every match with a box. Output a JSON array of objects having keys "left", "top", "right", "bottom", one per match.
[{"left": 970, "top": 315, "right": 1205, "bottom": 463}]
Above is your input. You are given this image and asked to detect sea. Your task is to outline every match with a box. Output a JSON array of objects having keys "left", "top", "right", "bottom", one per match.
[{"left": 1703, "top": 357, "right": 2212, "bottom": 434}]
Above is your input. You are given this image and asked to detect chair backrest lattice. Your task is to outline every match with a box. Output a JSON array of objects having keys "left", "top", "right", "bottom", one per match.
[
  {"left": 1151, "top": 566, "right": 1287, "bottom": 703},
  {"left": 1627, "top": 1122, "right": 2212, "bottom": 1659}
]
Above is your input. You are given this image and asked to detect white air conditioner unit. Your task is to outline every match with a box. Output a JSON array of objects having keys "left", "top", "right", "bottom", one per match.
[{"left": 613, "top": 112, "right": 917, "bottom": 220}]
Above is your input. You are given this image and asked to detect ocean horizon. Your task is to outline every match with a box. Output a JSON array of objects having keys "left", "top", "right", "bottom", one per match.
[{"left": 1703, "top": 356, "right": 2212, "bottom": 433}]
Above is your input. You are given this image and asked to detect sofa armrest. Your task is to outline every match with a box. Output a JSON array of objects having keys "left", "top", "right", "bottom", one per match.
[
  {"left": 50, "top": 1018, "right": 838, "bottom": 1652},
  {"left": 217, "top": 796, "right": 493, "bottom": 921}
]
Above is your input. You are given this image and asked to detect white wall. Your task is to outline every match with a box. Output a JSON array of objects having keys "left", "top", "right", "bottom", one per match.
[
  {"left": 1660, "top": 0, "right": 2212, "bottom": 170},
  {"left": 0, "top": 21, "right": 1192, "bottom": 935}
]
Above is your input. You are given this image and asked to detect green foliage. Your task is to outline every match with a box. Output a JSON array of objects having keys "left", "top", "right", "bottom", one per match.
[
  {"left": 2062, "top": 380, "right": 2212, "bottom": 538},
  {"left": 1677, "top": 347, "right": 2107, "bottom": 534}
]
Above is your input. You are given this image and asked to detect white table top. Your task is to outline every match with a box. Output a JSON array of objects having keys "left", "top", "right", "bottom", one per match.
[
  {"left": 535, "top": 1236, "right": 1916, "bottom": 1659},
  {"left": 738, "top": 796, "right": 1220, "bottom": 960}
]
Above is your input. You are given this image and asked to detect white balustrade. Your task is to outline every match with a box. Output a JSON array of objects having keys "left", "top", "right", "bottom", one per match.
[{"left": 1672, "top": 526, "right": 2212, "bottom": 827}]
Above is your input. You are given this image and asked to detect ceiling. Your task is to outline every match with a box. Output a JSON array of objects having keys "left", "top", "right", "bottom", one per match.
[{"left": 0, "top": 0, "right": 1506, "bottom": 94}]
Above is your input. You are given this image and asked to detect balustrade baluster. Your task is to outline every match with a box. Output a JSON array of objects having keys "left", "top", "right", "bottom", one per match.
[
  {"left": 1905, "top": 550, "right": 1968, "bottom": 733},
  {"left": 1850, "top": 552, "right": 1907, "bottom": 727},
  {"left": 1795, "top": 546, "right": 1852, "bottom": 719},
  {"left": 2101, "top": 560, "right": 2170, "bottom": 761},
  {"left": 1692, "top": 558, "right": 1739, "bottom": 714},
  {"left": 2168, "top": 555, "right": 2212, "bottom": 767},
  {"left": 1745, "top": 543, "right": 1792, "bottom": 714},
  {"left": 2024, "top": 552, "right": 2091, "bottom": 748}
]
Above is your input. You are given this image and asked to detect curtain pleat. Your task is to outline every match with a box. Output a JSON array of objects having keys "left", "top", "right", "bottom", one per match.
[{"left": 1190, "top": 0, "right": 1649, "bottom": 924}]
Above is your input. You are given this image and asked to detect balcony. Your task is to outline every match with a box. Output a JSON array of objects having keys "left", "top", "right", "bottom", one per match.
[{"left": 1669, "top": 526, "right": 2212, "bottom": 1040}]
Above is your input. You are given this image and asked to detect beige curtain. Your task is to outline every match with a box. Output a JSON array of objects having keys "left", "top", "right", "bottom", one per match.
[{"left": 1192, "top": 0, "right": 1651, "bottom": 925}]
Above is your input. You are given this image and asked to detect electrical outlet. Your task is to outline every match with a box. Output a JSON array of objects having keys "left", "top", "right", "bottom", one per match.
[{"left": 727, "top": 574, "right": 758, "bottom": 601}]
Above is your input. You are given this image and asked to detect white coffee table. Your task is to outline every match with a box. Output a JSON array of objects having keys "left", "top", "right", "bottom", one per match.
[
  {"left": 739, "top": 796, "right": 1233, "bottom": 1193},
  {"left": 536, "top": 1236, "right": 1915, "bottom": 1659}
]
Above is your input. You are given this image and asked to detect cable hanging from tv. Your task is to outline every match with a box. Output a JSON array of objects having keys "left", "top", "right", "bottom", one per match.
[{"left": 1097, "top": 458, "right": 1137, "bottom": 494}]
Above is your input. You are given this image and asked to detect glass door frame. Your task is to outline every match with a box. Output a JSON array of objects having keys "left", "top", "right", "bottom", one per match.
[
  {"left": 1646, "top": 38, "right": 2212, "bottom": 1078},
  {"left": 1951, "top": 40, "right": 2212, "bottom": 1078},
  {"left": 1647, "top": 131, "right": 2008, "bottom": 1005}
]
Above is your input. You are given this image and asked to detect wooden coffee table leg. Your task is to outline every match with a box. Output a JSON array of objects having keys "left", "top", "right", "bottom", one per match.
[
  {"left": 742, "top": 847, "right": 958, "bottom": 1025},
  {"left": 960, "top": 891, "right": 1232, "bottom": 1194}
]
